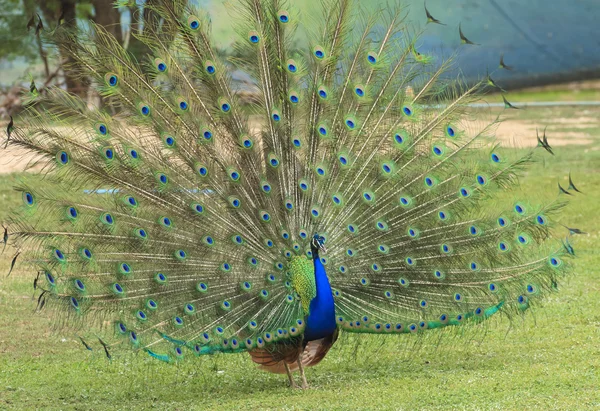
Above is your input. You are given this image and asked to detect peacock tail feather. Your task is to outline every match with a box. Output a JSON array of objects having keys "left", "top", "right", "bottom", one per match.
[{"left": 6, "top": 0, "right": 571, "bottom": 364}]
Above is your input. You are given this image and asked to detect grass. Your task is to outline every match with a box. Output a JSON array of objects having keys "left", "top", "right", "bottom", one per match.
[{"left": 0, "top": 105, "right": 599, "bottom": 410}]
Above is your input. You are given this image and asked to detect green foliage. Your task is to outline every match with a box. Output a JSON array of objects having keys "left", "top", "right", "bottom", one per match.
[{"left": 0, "top": 0, "right": 37, "bottom": 61}]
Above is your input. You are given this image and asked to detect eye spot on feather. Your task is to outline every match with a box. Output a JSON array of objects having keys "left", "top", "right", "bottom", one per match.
[
  {"left": 103, "top": 147, "right": 114, "bottom": 160},
  {"left": 160, "top": 216, "right": 172, "bottom": 227},
  {"left": 203, "top": 129, "right": 212, "bottom": 140},
  {"left": 229, "top": 169, "right": 240, "bottom": 181},
  {"left": 476, "top": 174, "right": 487, "bottom": 186},
  {"left": 164, "top": 135, "right": 175, "bottom": 147},
  {"left": 402, "top": 106, "right": 413, "bottom": 116},
  {"left": 155, "top": 272, "right": 167, "bottom": 284},
  {"left": 111, "top": 282, "right": 124, "bottom": 295},
  {"left": 434, "top": 270, "right": 444, "bottom": 280},
  {"left": 398, "top": 277, "right": 409, "bottom": 287},
  {"left": 204, "top": 60, "right": 215, "bottom": 74},
  {"left": 318, "top": 124, "right": 328, "bottom": 136},
  {"left": 73, "top": 279, "right": 85, "bottom": 292},
  {"left": 514, "top": 203, "right": 526, "bottom": 215},
  {"left": 454, "top": 293, "right": 462, "bottom": 302},
  {"left": 381, "top": 162, "right": 393, "bottom": 175},
  {"left": 310, "top": 207, "right": 320, "bottom": 218},
  {"left": 188, "top": 16, "right": 200, "bottom": 30},
  {"left": 277, "top": 9, "right": 290, "bottom": 23},
  {"left": 98, "top": 124, "right": 108, "bottom": 135},
  {"left": 345, "top": 117, "right": 356, "bottom": 129},
  {"left": 289, "top": 92, "right": 299, "bottom": 103},
  {"left": 153, "top": 172, "right": 168, "bottom": 185},
  {"left": 107, "top": 74, "right": 118, "bottom": 87},
  {"left": 57, "top": 151, "right": 69, "bottom": 165},
  {"left": 313, "top": 45, "right": 325, "bottom": 59},
  {"left": 248, "top": 31, "right": 260, "bottom": 43},
  {"left": 445, "top": 125, "right": 455, "bottom": 137},
  {"left": 80, "top": 248, "right": 92, "bottom": 260},
  {"left": 536, "top": 214, "right": 547, "bottom": 225},
  {"left": 405, "top": 257, "right": 415, "bottom": 266},
  {"left": 459, "top": 187, "right": 471, "bottom": 198},
  {"left": 517, "top": 233, "right": 530, "bottom": 245},
  {"left": 440, "top": 243, "right": 452, "bottom": 254},
  {"left": 376, "top": 220, "right": 388, "bottom": 231},
  {"left": 117, "top": 262, "right": 131, "bottom": 276},
  {"left": 399, "top": 196, "right": 411, "bottom": 207},
  {"left": 367, "top": 51, "right": 378, "bottom": 64},
  {"left": 491, "top": 153, "right": 501, "bottom": 163},
  {"left": 318, "top": 86, "right": 328, "bottom": 99},
  {"left": 498, "top": 241, "right": 509, "bottom": 252},
  {"left": 362, "top": 191, "right": 374, "bottom": 202},
  {"left": 497, "top": 217, "right": 508, "bottom": 227},
  {"left": 66, "top": 206, "right": 78, "bottom": 219},
  {"left": 286, "top": 59, "right": 297, "bottom": 72}
]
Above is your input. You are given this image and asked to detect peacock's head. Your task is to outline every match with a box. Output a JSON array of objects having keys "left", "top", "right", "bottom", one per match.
[{"left": 311, "top": 234, "right": 327, "bottom": 254}]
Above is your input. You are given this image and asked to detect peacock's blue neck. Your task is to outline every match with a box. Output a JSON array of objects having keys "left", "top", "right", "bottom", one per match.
[{"left": 303, "top": 251, "right": 337, "bottom": 341}]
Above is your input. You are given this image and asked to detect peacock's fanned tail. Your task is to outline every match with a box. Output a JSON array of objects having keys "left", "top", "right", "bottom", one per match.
[{"left": 7, "top": 0, "right": 570, "bottom": 362}]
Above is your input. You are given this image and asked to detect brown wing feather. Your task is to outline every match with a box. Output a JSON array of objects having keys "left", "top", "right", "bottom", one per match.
[{"left": 248, "top": 329, "right": 339, "bottom": 374}]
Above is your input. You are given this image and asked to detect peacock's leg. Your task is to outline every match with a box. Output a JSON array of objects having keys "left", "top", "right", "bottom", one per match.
[
  {"left": 297, "top": 354, "right": 309, "bottom": 389},
  {"left": 284, "top": 362, "right": 298, "bottom": 388}
]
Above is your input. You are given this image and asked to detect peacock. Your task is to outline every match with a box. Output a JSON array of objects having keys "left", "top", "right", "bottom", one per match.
[{"left": 5, "top": 0, "right": 574, "bottom": 389}]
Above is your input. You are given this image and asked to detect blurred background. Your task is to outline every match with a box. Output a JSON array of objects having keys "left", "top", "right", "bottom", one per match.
[{"left": 1, "top": 0, "right": 600, "bottom": 118}]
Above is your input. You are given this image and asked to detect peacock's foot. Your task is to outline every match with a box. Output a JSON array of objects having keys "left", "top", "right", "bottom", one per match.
[{"left": 301, "top": 381, "right": 309, "bottom": 390}]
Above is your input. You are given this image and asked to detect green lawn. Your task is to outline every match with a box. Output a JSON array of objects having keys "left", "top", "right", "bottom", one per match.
[{"left": 0, "top": 106, "right": 599, "bottom": 410}]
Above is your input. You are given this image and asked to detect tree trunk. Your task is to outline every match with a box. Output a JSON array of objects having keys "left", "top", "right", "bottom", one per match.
[
  {"left": 93, "top": 0, "right": 122, "bottom": 44},
  {"left": 38, "top": 0, "right": 89, "bottom": 97}
]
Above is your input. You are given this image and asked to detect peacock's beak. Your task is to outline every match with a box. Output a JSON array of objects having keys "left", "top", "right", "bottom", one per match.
[{"left": 320, "top": 245, "right": 327, "bottom": 253}]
